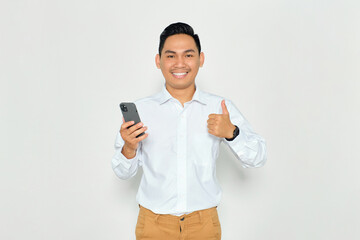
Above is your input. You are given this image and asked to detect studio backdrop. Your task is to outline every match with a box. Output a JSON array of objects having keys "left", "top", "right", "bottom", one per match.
[{"left": 1, "top": 0, "right": 359, "bottom": 239}]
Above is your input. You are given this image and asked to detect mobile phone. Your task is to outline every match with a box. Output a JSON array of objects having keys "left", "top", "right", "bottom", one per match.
[{"left": 119, "top": 102, "right": 145, "bottom": 138}]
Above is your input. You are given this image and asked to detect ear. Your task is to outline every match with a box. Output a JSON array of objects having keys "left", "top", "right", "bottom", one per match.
[
  {"left": 155, "top": 54, "right": 161, "bottom": 69},
  {"left": 199, "top": 52, "right": 205, "bottom": 68}
]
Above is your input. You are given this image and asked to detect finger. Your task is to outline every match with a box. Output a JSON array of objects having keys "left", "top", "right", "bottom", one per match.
[
  {"left": 128, "top": 122, "right": 144, "bottom": 133},
  {"left": 207, "top": 118, "right": 215, "bottom": 124},
  {"left": 131, "top": 126, "right": 147, "bottom": 138},
  {"left": 208, "top": 114, "right": 219, "bottom": 119},
  {"left": 136, "top": 132, "right": 149, "bottom": 142},
  {"left": 221, "top": 99, "right": 229, "bottom": 115},
  {"left": 208, "top": 129, "right": 215, "bottom": 136},
  {"left": 121, "top": 120, "right": 135, "bottom": 129}
]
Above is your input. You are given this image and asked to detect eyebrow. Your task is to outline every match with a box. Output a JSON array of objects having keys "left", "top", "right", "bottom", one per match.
[{"left": 164, "top": 49, "right": 196, "bottom": 54}]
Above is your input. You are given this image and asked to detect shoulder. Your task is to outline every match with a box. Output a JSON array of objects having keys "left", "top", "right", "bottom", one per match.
[
  {"left": 200, "top": 89, "right": 234, "bottom": 106},
  {"left": 133, "top": 91, "right": 161, "bottom": 107}
]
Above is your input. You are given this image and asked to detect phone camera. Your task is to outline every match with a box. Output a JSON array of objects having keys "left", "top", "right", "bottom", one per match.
[{"left": 121, "top": 105, "right": 128, "bottom": 112}]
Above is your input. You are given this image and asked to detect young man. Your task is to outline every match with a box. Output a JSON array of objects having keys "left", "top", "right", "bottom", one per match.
[{"left": 112, "top": 22, "right": 267, "bottom": 240}]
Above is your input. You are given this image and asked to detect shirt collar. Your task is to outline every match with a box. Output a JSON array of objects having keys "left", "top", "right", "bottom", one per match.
[{"left": 158, "top": 83, "right": 207, "bottom": 105}]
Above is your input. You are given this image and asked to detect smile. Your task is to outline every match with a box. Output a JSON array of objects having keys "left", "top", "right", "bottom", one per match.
[{"left": 172, "top": 72, "right": 188, "bottom": 79}]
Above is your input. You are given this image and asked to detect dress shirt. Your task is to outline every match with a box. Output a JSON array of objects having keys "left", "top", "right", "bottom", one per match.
[{"left": 111, "top": 83, "right": 267, "bottom": 215}]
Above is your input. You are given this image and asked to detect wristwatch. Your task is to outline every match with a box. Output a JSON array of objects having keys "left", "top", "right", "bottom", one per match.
[{"left": 225, "top": 125, "right": 239, "bottom": 141}]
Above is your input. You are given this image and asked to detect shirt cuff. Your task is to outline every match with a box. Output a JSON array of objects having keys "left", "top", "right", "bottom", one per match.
[
  {"left": 223, "top": 128, "right": 265, "bottom": 168},
  {"left": 119, "top": 145, "right": 140, "bottom": 162}
]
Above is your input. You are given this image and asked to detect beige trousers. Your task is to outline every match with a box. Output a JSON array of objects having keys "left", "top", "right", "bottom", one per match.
[{"left": 136, "top": 205, "right": 221, "bottom": 240}]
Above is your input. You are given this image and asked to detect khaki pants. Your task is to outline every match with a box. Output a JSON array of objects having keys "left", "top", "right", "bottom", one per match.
[{"left": 136, "top": 205, "right": 221, "bottom": 240}]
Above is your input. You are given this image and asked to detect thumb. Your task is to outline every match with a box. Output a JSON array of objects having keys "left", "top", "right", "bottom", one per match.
[{"left": 221, "top": 99, "right": 229, "bottom": 115}]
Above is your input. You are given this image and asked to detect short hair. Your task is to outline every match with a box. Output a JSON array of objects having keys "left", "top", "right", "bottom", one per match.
[{"left": 158, "top": 22, "right": 201, "bottom": 56}]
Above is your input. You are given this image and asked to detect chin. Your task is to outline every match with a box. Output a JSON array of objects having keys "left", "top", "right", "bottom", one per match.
[{"left": 167, "top": 80, "right": 194, "bottom": 88}]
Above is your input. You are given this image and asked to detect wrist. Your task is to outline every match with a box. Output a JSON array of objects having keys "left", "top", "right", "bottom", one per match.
[
  {"left": 226, "top": 125, "right": 236, "bottom": 138},
  {"left": 122, "top": 144, "right": 136, "bottom": 159},
  {"left": 225, "top": 125, "right": 239, "bottom": 141}
]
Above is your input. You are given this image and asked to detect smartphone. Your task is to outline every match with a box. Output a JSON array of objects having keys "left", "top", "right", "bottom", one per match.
[{"left": 119, "top": 102, "right": 145, "bottom": 138}]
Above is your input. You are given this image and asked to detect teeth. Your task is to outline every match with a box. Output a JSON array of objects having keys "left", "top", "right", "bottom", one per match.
[{"left": 173, "top": 72, "right": 187, "bottom": 76}]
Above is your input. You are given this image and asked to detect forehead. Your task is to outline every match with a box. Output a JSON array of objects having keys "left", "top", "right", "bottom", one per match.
[{"left": 162, "top": 34, "right": 197, "bottom": 52}]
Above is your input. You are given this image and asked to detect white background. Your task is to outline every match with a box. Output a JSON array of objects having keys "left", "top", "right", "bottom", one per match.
[{"left": 1, "top": 0, "right": 359, "bottom": 239}]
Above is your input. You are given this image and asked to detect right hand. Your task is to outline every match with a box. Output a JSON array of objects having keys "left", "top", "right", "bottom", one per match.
[{"left": 120, "top": 117, "right": 148, "bottom": 154}]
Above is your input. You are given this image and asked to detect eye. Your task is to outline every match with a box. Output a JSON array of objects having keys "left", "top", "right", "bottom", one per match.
[
  {"left": 167, "top": 55, "right": 175, "bottom": 58},
  {"left": 185, "top": 54, "right": 193, "bottom": 58}
]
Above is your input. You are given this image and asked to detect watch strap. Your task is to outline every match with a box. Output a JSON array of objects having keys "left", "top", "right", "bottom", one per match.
[{"left": 225, "top": 125, "right": 239, "bottom": 141}]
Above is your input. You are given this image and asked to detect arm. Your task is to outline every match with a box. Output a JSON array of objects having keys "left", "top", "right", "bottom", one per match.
[
  {"left": 111, "top": 132, "right": 143, "bottom": 180},
  {"left": 222, "top": 99, "right": 267, "bottom": 168},
  {"left": 111, "top": 120, "right": 148, "bottom": 180}
]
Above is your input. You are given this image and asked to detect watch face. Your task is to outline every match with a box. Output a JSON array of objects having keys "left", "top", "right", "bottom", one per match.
[
  {"left": 226, "top": 125, "right": 239, "bottom": 141},
  {"left": 234, "top": 126, "right": 239, "bottom": 137}
]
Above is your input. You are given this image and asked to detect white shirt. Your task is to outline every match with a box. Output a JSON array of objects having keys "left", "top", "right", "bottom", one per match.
[{"left": 111, "top": 84, "right": 267, "bottom": 215}]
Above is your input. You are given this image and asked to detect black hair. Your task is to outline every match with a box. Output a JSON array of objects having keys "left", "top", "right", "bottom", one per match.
[{"left": 158, "top": 22, "right": 201, "bottom": 56}]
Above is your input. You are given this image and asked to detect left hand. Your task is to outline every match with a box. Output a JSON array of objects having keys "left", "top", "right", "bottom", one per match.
[{"left": 207, "top": 99, "right": 236, "bottom": 138}]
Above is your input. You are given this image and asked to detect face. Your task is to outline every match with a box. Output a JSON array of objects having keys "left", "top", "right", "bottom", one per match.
[{"left": 155, "top": 34, "right": 204, "bottom": 91}]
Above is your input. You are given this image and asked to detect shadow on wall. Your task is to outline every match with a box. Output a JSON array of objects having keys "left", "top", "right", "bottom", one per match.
[{"left": 217, "top": 143, "right": 249, "bottom": 183}]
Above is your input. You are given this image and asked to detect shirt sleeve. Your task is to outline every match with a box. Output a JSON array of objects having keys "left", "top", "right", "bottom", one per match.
[
  {"left": 221, "top": 99, "right": 267, "bottom": 168},
  {"left": 111, "top": 131, "right": 143, "bottom": 180}
]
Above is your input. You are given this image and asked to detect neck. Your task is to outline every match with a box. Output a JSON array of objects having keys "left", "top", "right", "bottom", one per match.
[{"left": 165, "top": 83, "right": 196, "bottom": 106}]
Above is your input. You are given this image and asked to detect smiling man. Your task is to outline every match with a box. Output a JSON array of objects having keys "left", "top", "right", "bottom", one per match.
[
  {"left": 155, "top": 33, "right": 204, "bottom": 104},
  {"left": 112, "top": 22, "right": 267, "bottom": 240}
]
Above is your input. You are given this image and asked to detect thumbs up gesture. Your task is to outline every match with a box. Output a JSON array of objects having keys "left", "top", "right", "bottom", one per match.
[{"left": 207, "top": 100, "right": 236, "bottom": 138}]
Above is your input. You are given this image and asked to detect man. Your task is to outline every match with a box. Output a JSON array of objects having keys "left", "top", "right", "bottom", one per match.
[{"left": 112, "top": 22, "right": 267, "bottom": 240}]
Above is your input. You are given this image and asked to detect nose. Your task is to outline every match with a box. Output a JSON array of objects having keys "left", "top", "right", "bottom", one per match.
[{"left": 174, "top": 56, "right": 186, "bottom": 68}]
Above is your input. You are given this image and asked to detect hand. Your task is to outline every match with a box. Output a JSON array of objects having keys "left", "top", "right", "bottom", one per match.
[
  {"left": 207, "top": 100, "right": 236, "bottom": 138},
  {"left": 120, "top": 117, "right": 148, "bottom": 158}
]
